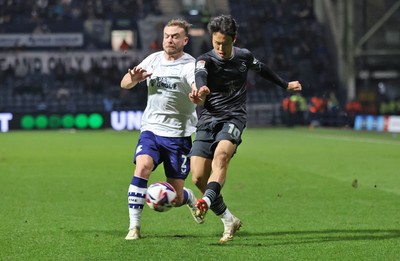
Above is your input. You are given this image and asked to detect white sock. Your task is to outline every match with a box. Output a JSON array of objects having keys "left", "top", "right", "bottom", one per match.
[
  {"left": 128, "top": 184, "right": 147, "bottom": 230},
  {"left": 184, "top": 187, "right": 196, "bottom": 207},
  {"left": 203, "top": 197, "right": 211, "bottom": 207},
  {"left": 220, "top": 208, "right": 234, "bottom": 225}
]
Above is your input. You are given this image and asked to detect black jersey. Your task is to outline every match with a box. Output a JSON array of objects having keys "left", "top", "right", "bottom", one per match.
[{"left": 194, "top": 47, "right": 288, "bottom": 128}]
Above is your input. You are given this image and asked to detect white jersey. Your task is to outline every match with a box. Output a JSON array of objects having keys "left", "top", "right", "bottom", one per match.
[{"left": 138, "top": 51, "right": 197, "bottom": 137}]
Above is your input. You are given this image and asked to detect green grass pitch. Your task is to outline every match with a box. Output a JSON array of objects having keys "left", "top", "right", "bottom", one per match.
[{"left": 0, "top": 128, "right": 399, "bottom": 260}]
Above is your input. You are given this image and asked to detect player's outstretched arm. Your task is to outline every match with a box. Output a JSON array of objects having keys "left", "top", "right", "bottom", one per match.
[
  {"left": 189, "top": 85, "right": 210, "bottom": 105},
  {"left": 287, "top": 81, "right": 302, "bottom": 92},
  {"left": 120, "top": 66, "right": 152, "bottom": 89}
]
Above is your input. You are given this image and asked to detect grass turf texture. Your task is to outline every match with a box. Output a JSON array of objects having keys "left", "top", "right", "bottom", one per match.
[{"left": 0, "top": 128, "right": 399, "bottom": 260}]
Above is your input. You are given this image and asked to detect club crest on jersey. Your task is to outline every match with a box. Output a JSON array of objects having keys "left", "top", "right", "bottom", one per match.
[
  {"left": 196, "top": 60, "right": 206, "bottom": 69},
  {"left": 239, "top": 62, "right": 247, "bottom": 72}
]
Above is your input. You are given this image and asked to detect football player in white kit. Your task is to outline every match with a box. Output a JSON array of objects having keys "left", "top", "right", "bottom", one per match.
[{"left": 120, "top": 18, "right": 201, "bottom": 240}]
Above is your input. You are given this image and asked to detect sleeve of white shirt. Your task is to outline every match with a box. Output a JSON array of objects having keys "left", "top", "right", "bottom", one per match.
[{"left": 184, "top": 60, "right": 196, "bottom": 87}]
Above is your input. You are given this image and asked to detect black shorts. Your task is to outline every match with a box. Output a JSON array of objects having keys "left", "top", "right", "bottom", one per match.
[{"left": 189, "top": 121, "right": 244, "bottom": 159}]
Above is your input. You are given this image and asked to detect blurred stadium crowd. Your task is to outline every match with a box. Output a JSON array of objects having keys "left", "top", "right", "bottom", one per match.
[{"left": 1, "top": 0, "right": 399, "bottom": 128}]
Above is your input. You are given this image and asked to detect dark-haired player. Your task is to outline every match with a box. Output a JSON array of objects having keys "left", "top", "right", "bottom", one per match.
[{"left": 189, "top": 14, "right": 302, "bottom": 242}]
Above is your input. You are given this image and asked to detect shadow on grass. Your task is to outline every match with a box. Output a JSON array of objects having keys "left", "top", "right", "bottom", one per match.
[
  {"left": 209, "top": 229, "right": 400, "bottom": 247},
  {"left": 67, "top": 230, "right": 201, "bottom": 240},
  {"left": 67, "top": 228, "right": 400, "bottom": 246}
]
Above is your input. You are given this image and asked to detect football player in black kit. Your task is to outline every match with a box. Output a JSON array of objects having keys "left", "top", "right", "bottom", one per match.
[{"left": 189, "top": 14, "right": 302, "bottom": 242}]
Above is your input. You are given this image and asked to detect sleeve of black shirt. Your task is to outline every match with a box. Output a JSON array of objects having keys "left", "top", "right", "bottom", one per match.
[
  {"left": 194, "top": 56, "right": 208, "bottom": 89},
  {"left": 248, "top": 52, "right": 288, "bottom": 90}
]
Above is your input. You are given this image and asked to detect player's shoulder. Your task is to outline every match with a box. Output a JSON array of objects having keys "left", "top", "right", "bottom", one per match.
[
  {"left": 195, "top": 51, "right": 213, "bottom": 70},
  {"left": 144, "top": 51, "right": 163, "bottom": 60},
  {"left": 181, "top": 52, "right": 196, "bottom": 63},
  {"left": 182, "top": 52, "right": 195, "bottom": 60},
  {"left": 177, "top": 53, "right": 195, "bottom": 74},
  {"left": 195, "top": 51, "right": 215, "bottom": 70},
  {"left": 234, "top": 47, "right": 253, "bottom": 59},
  {"left": 197, "top": 50, "right": 214, "bottom": 61},
  {"left": 141, "top": 51, "right": 163, "bottom": 66}
]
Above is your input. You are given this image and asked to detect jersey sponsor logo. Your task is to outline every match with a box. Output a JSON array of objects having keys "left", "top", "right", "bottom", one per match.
[
  {"left": 196, "top": 60, "right": 206, "bottom": 69},
  {"left": 149, "top": 77, "right": 179, "bottom": 90}
]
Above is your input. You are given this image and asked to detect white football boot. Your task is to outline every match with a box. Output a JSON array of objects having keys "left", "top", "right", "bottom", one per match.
[
  {"left": 125, "top": 226, "right": 140, "bottom": 240},
  {"left": 186, "top": 189, "right": 204, "bottom": 224},
  {"left": 219, "top": 216, "right": 242, "bottom": 243}
]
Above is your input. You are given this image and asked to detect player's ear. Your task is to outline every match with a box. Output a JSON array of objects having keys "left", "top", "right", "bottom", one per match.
[
  {"left": 184, "top": 36, "right": 189, "bottom": 45},
  {"left": 232, "top": 36, "right": 237, "bottom": 44}
]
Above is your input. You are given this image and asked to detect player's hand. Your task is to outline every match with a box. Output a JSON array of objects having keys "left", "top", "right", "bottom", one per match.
[
  {"left": 198, "top": 86, "right": 210, "bottom": 97},
  {"left": 189, "top": 86, "right": 210, "bottom": 105},
  {"left": 128, "top": 66, "right": 152, "bottom": 82},
  {"left": 121, "top": 66, "right": 152, "bottom": 89},
  {"left": 287, "top": 81, "right": 302, "bottom": 92}
]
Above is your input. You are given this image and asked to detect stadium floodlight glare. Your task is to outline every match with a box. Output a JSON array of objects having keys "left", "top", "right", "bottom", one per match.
[{"left": 189, "top": 9, "right": 199, "bottom": 15}]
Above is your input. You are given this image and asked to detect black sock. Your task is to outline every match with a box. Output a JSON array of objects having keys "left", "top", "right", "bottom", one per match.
[
  {"left": 210, "top": 195, "right": 227, "bottom": 215},
  {"left": 203, "top": 181, "right": 221, "bottom": 206}
]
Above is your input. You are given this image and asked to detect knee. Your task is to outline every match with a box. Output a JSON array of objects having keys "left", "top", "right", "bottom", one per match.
[{"left": 134, "top": 164, "right": 153, "bottom": 179}]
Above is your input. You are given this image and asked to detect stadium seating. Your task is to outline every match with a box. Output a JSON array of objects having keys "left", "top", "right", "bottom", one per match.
[{"left": 5, "top": 0, "right": 397, "bottom": 126}]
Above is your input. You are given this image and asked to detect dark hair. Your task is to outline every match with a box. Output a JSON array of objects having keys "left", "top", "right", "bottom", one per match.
[
  {"left": 207, "top": 15, "right": 238, "bottom": 39},
  {"left": 166, "top": 18, "right": 192, "bottom": 36}
]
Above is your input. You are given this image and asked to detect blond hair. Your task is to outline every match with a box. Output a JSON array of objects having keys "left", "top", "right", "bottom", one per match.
[{"left": 166, "top": 18, "right": 192, "bottom": 36}]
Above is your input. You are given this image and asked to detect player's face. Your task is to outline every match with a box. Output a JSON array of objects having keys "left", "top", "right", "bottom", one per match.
[
  {"left": 162, "top": 25, "right": 188, "bottom": 57},
  {"left": 212, "top": 32, "right": 235, "bottom": 59}
]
